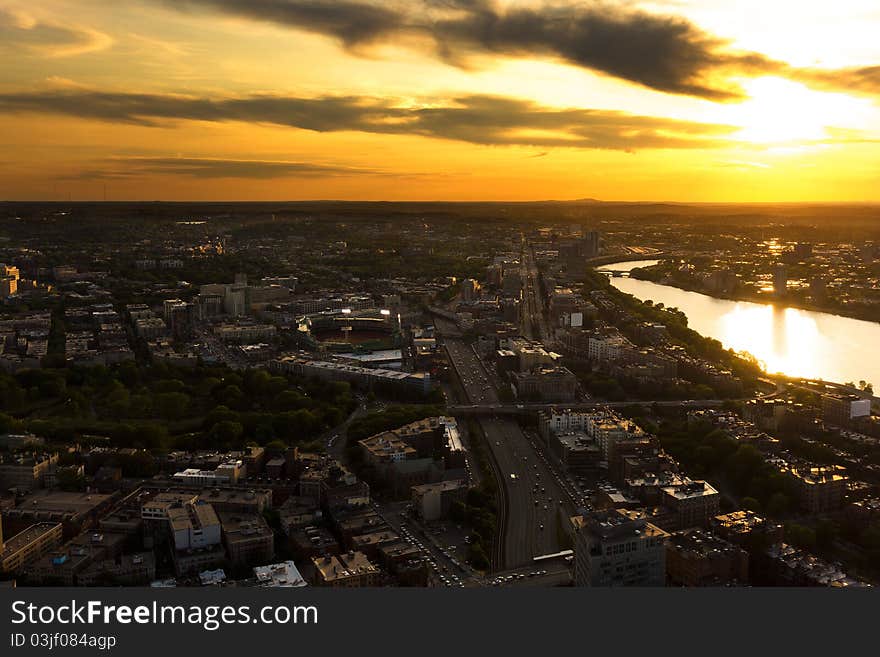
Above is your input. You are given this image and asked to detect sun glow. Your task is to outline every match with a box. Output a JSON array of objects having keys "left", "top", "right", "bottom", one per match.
[{"left": 728, "top": 77, "right": 872, "bottom": 145}]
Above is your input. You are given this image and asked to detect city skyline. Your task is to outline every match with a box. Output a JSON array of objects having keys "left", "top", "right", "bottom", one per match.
[{"left": 2, "top": 0, "right": 880, "bottom": 202}]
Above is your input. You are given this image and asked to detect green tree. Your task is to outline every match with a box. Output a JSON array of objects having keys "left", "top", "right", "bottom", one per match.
[{"left": 155, "top": 392, "right": 190, "bottom": 420}]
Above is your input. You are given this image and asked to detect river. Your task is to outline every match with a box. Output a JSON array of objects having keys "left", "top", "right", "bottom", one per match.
[{"left": 599, "top": 260, "right": 880, "bottom": 387}]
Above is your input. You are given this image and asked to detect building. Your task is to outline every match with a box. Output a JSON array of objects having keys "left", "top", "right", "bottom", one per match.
[
  {"left": 76, "top": 551, "right": 156, "bottom": 586},
  {"left": 134, "top": 317, "right": 166, "bottom": 340},
  {"left": 359, "top": 433, "right": 418, "bottom": 465},
  {"left": 0, "top": 452, "right": 59, "bottom": 491},
  {"left": 785, "top": 465, "right": 848, "bottom": 513},
  {"left": 0, "top": 523, "right": 63, "bottom": 574},
  {"left": 311, "top": 551, "right": 380, "bottom": 587},
  {"left": 755, "top": 542, "right": 869, "bottom": 587},
  {"left": 511, "top": 366, "right": 578, "bottom": 402},
  {"left": 351, "top": 530, "right": 401, "bottom": 561},
  {"left": 539, "top": 408, "right": 649, "bottom": 468},
  {"left": 215, "top": 323, "right": 277, "bottom": 344},
  {"left": 460, "top": 278, "right": 480, "bottom": 303},
  {"left": 144, "top": 497, "right": 225, "bottom": 576},
  {"left": 253, "top": 561, "right": 307, "bottom": 587},
  {"left": 821, "top": 393, "right": 871, "bottom": 427},
  {"left": 273, "top": 356, "right": 433, "bottom": 396},
  {"left": 574, "top": 509, "right": 669, "bottom": 587},
  {"left": 711, "top": 511, "right": 784, "bottom": 548},
  {"left": 411, "top": 480, "right": 467, "bottom": 521},
  {"left": 172, "top": 460, "right": 243, "bottom": 486},
  {"left": 587, "top": 331, "right": 634, "bottom": 362},
  {"left": 2, "top": 490, "right": 115, "bottom": 539},
  {"left": 548, "top": 432, "right": 602, "bottom": 474},
  {"left": 666, "top": 529, "right": 749, "bottom": 586},
  {"left": 219, "top": 512, "right": 274, "bottom": 567},
  {"left": 167, "top": 503, "right": 221, "bottom": 552},
  {"left": 358, "top": 433, "right": 442, "bottom": 496},
  {"left": 661, "top": 480, "right": 720, "bottom": 529},
  {"left": 773, "top": 264, "right": 787, "bottom": 297}
]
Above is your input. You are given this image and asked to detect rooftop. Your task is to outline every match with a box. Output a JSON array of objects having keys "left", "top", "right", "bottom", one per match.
[
  {"left": 254, "top": 561, "right": 307, "bottom": 587},
  {"left": 0, "top": 522, "right": 61, "bottom": 559}
]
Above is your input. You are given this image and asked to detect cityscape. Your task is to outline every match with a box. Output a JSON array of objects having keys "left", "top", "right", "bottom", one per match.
[
  {"left": 2, "top": 0, "right": 880, "bottom": 594},
  {"left": 1, "top": 202, "right": 879, "bottom": 589}
]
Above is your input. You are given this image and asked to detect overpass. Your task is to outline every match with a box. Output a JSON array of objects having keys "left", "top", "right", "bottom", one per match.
[{"left": 446, "top": 399, "right": 733, "bottom": 416}]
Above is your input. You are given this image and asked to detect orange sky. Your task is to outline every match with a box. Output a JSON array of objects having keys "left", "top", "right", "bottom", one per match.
[{"left": 2, "top": 0, "right": 880, "bottom": 201}]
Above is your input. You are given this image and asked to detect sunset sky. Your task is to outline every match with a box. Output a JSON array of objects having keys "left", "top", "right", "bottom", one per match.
[{"left": 2, "top": 0, "right": 880, "bottom": 201}]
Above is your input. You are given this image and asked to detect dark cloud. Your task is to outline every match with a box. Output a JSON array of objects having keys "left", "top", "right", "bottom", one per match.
[
  {"left": 0, "top": 89, "right": 736, "bottom": 150},
  {"left": 170, "top": 0, "right": 406, "bottom": 47},
  {"left": 160, "top": 0, "right": 782, "bottom": 100},
  {"left": 71, "top": 156, "right": 389, "bottom": 179}
]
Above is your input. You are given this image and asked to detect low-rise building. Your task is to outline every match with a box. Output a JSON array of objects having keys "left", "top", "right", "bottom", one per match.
[
  {"left": 219, "top": 512, "right": 274, "bottom": 567},
  {"left": 661, "top": 480, "right": 720, "bottom": 529},
  {"left": 666, "top": 529, "right": 749, "bottom": 587},
  {"left": 784, "top": 465, "right": 848, "bottom": 514},
  {"left": 311, "top": 551, "right": 380, "bottom": 587},
  {"left": 411, "top": 480, "right": 467, "bottom": 521},
  {"left": 0, "top": 523, "right": 63, "bottom": 574},
  {"left": 253, "top": 561, "right": 307, "bottom": 587}
]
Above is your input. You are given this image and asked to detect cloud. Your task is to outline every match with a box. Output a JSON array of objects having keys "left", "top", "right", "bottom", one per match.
[
  {"left": 0, "top": 7, "right": 113, "bottom": 58},
  {"left": 158, "top": 0, "right": 781, "bottom": 100},
  {"left": 65, "top": 156, "right": 390, "bottom": 179},
  {"left": 0, "top": 88, "right": 736, "bottom": 150},
  {"left": 795, "top": 65, "right": 880, "bottom": 96}
]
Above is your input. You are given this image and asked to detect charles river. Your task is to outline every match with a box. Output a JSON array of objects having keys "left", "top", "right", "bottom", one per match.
[{"left": 600, "top": 260, "right": 880, "bottom": 389}]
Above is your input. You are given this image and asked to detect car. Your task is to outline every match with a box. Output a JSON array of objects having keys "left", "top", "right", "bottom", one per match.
[{"left": 538, "top": 524, "right": 544, "bottom": 530}]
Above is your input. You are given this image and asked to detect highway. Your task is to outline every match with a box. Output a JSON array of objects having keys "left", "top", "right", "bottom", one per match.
[
  {"left": 442, "top": 331, "right": 573, "bottom": 570},
  {"left": 520, "top": 241, "right": 550, "bottom": 341},
  {"left": 446, "top": 399, "right": 734, "bottom": 415}
]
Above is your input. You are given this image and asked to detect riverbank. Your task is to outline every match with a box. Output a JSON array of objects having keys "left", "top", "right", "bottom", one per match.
[
  {"left": 606, "top": 272, "right": 880, "bottom": 387},
  {"left": 624, "top": 262, "right": 880, "bottom": 326}
]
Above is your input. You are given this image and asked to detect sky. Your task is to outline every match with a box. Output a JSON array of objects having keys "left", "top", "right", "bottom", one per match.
[{"left": 1, "top": 0, "right": 880, "bottom": 202}]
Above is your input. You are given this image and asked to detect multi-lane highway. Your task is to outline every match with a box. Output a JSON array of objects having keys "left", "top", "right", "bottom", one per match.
[
  {"left": 442, "top": 329, "right": 573, "bottom": 570},
  {"left": 519, "top": 242, "right": 550, "bottom": 341}
]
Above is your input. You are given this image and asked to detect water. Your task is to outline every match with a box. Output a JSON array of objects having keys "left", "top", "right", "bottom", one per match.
[{"left": 601, "top": 260, "right": 880, "bottom": 387}]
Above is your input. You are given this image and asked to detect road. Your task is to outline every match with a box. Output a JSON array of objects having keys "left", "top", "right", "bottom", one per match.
[
  {"left": 373, "top": 501, "right": 482, "bottom": 588},
  {"left": 520, "top": 240, "right": 550, "bottom": 341},
  {"left": 489, "top": 560, "right": 573, "bottom": 587},
  {"left": 442, "top": 331, "right": 574, "bottom": 570},
  {"left": 446, "top": 399, "right": 737, "bottom": 415}
]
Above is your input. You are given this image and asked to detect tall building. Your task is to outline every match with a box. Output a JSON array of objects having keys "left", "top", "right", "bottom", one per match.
[
  {"left": 460, "top": 278, "right": 480, "bottom": 303},
  {"left": 163, "top": 299, "right": 194, "bottom": 341},
  {"left": 793, "top": 243, "right": 813, "bottom": 259},
  {"left": 0, "top": 263, "right": 20, "bottom": 297},
  {"left": 584, "top": 231, "right": 601, "bottom": 258},
  {"left": 574, "top": 509, "right": 668, "bottom": 586},
  {"left": 772, "top": 264, "right": 787, "bottom": 297}
]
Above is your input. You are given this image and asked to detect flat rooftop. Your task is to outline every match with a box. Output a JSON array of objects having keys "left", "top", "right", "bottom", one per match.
[{"left": 0, "top": 522, "right": 61, "bottom": 557}]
